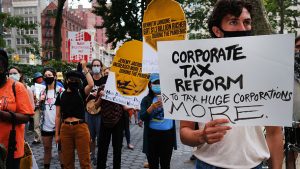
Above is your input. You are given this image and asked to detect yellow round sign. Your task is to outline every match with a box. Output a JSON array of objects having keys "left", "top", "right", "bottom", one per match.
[
  {"left": 143, "top": 0, "right": 187, "bottom": 50},
  {"left": 111, "top": 40, "right": 150, "bottom": 96}
]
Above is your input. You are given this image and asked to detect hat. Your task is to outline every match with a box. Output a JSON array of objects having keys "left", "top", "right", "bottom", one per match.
[
  {"left": 56, "top": 72, "right": 63, "bottom": 80},
  {"left": 0, "top": 49, "right": 9, "bottom": 71},
  {"left": 65, "top": 70, "right": 84, "bottom": 80},
  {"left": 149, "top": 73, "right": 159, "bottom": 83},
  {"left": 33, "top": 72, "right": 43, "bottom": 79}
]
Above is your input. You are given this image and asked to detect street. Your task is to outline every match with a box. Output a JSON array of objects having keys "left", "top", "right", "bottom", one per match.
[{"left": 27, "top": 121, "right": 195, "bottom": 169}]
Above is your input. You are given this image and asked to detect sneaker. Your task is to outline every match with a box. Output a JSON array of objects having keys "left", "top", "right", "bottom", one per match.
[
  {"left": 127, "top": 144, "right": 134, "bottom": 150},
  {"left": 32, "top": 140, "right": 41, "bottom": 145},
  {"left": 143, "top": 162, "right": 149, "bottom": 168}
]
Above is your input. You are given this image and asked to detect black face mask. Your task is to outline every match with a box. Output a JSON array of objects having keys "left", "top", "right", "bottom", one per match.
[
  {"left": 219, "top": 27, "right": 252, "bottom": 37},
  {"left": 68, "top": 81, "right": 81, "bottom": 91},
  {"left": 0, "top": 72, "right": 7, "bottom": 87},
  {"left": 44, "top": 77, "right": 55, "bottom": 85}
]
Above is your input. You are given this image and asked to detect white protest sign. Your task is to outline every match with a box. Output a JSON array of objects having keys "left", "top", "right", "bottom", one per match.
[
  {"left": 158, "top": 34, "right": 294, "bottom": 126},
  {"left": 70, "top": 41, "right": 91, "bottom": 56},
  {"left": 34, "top": 83, "right": 45, "bottom": 99},
  {"left": 102, "top": 72, "right": 149, "bottom": 109}
]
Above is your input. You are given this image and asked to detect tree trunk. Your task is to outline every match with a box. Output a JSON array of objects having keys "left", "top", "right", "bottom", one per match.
[
  {"left": 278, "top": 0, "right": 284, "bottom": 34},
  {"left": 245, "top": 0, "right": 274, "bottom": 35},
  {"left": 53, "top": 0, "right": 66, "bottom": 61}
]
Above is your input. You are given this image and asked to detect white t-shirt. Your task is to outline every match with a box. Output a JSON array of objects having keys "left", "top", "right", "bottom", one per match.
[
  {"left": 41, "top": 88, "right": 62, "bottom": 131},
  {"left": 194, "top": 125, "right": 270, "bottom": 169}
]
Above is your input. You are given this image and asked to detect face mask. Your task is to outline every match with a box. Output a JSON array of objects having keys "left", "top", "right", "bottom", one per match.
[
  {"left": 151, "top": 84, "right": 161, "bottom": 94},
  {"left": 68, "top": 81, "right": 81, "bottom": 91},
  {"left": 219, "top": 27, "right": 252, "bottom": 37},
  {"left": 92, "top": 67, "right": 101, "bottom": 74},
  {"left": 10, "top": 73, "right": 21, "bottom": 81},
  {"left": 44, "top": 77, "right": 55, "bottom": 85}
]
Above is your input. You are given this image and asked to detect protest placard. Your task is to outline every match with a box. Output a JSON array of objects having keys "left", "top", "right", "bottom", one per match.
[
  {"left": 157, "top": 34, "right": 294, "bottom": 126},
  {"left": 34, "top": 83, "right": 45, "bottom": 99},
  {"left": 68, "top": 31, "right": 93, "bottom": 62},
  {"left": 142, "top": 0, "right": 187, "bottom": 73},
  {"left": 102, "top": 40, "right": 149, "bottom": 109}
]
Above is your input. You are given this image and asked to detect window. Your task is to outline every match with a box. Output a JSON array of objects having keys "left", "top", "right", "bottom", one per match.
[
  {"left": 16, "top": 38, "right": 21, "bottom": 45},
  {"left": 6, "top": 40, "right": 11, "bottom": 46}
]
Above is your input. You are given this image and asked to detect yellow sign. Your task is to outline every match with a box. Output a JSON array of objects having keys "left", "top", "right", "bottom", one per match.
[
  {"left": 143, "top": 0, "right": 187, "bottom": 50},
  {"left": 13, "top": 54, "right": 20, "bottom": 62},
  {"left": 111, "top": 40, "right": 150, "bottom": 96}
]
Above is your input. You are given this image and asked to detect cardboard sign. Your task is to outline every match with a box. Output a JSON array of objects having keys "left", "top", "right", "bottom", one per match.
[
  {"left": 102, "top": 40, "right": 150, "bottom": 108},
  {"left": 34, "top": 83, "right": 45, "bottom": 99},
  {"left": 102, "top": 72, "right": 148, "bottom": 109},
  {"left": 68, "top": 31, "right": 92, "bottom": 62},
  {"left": 158, "top": 34, "right": 294, "bottom": 126},
  {"left": 142, "top": 0, "right": 187, "bottom": 73}
]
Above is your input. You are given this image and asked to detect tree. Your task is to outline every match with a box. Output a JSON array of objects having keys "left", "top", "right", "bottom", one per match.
[
  {"left": 53, "top": 0, "right": 67, "bottom": 60},
  {"left": 93, "top": 0, "right": 146, "bottom": 49},
  {"left": 0, "top": 13, "right": 37, "bottom": 48},
  {"left": 264, "top": 0, "right": 300, "bottom": 34}
]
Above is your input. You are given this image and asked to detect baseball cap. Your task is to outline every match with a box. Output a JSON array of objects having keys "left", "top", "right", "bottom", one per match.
[{"left": 149, "top": 73, "right": 159, "bottom": 83}]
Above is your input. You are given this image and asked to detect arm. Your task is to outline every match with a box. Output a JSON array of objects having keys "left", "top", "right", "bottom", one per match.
[
  {"left": 265, "top": 126, "right": 283, "bottom": 169},
  {"left": 180, "top": 119, "right": 231, "bottom": 147},
  {"left": 82, "top": 61, "right": 94, "bottom": 95},
  {"left": 55, "top": 106, "right": 61, "bottom": 143},
  {"left": 139, "top": 98, "right": 152, "bottom": 121},
  {"left": 27, "top": 88, "right": 35, "bottom": 110},
  {"left": 0, "top": 110, "right": 31, "bottom": 124}
]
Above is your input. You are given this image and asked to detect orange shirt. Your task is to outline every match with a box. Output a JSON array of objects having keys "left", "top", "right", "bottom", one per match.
[{"left": 0, "top": 79, "right": 34, "bottom": 158}]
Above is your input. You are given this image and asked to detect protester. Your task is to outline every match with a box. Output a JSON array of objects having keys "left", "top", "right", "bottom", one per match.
[
  {"left": 124, "top": 107, "right": 135, "bottom": 150},
  {"left": 0, "top": 49, "right": 34, "bottom": 169},
  {"left": 40, "top": 67, "right": 64, "bottom": 169},
  {"left": 86, "top": 59, "right": 103, "bottom": 165},
  {"left": 286, "top": 35, "right": 300, "bottom": 169},
  {"left": 103, "top": 67, "right": 110, "bottom": 76},
  {"left": 180, "top": 1, "right": 283, "bottom": 169},
  {"left": 9, "top": 66, "right": 34, "bottom": 111},
  {"left": 31, "top": 72, "right": 44, "bottom": 145},
  {"left": 140, "top": 73, "right": 177, "bottom": 169},
  {"left": 55, "top": 60, "right": 94, "bottom": 169},
  {"left": 96, "top": 74, "right": 126, "bottom": 169}
]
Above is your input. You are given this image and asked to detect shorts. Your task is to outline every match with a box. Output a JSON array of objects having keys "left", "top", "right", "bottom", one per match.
[
  {"left": 285, "top": 127, "right": 300, "bottom": 145},
  {"left": 41, "top": 130, "right": 55, "bottom": 137},
  {"left": 85, "top": 112, "right": 101, "bottom": 141}
]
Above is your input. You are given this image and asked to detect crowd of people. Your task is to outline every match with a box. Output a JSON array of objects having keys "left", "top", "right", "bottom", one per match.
[{"left": 0, "top": 0, "right": 300, "bottom": 169}]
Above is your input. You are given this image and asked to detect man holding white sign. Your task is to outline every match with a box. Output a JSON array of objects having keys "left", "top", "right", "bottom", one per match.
[{"left": 179, "top": 1, "right": 283, "bottom": 169}]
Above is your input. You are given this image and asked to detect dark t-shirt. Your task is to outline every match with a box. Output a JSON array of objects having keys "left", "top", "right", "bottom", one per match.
[{"left": 55, "top": 89, "right": 86, "bottom": 120}]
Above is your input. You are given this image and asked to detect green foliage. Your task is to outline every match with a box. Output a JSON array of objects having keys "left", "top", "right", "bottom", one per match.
[
  {"left": 93, "top": 0, "right": 145, "bottom": 49},
  {"left": 9, "top": 60, "right": 76, "bottom": 85},
  {"left": 264, "top": 0, "right": 300, "bottom": 33}
]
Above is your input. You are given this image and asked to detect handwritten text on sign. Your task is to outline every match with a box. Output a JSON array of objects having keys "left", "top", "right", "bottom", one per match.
[{"left": 157, "top": 34, "right": 294, "bottom": 126}]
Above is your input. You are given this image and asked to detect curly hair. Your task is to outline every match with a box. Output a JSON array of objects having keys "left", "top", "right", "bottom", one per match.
[{"left": 208, "top": 0, "right": 252, "bottom": 38}]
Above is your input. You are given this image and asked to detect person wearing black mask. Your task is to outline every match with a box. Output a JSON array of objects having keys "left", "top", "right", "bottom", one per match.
[
  {"left": 55, "top": 60, "right": 94, "bottom": 169},
  {"left": 180, "top": 1, "right": 283, "bottom": 169},
  {"left": 39, "top": 68, "right": 64, "bottom": 169},
  {"left": 0, "top": 49, "right": 34, "bottom": 169}
]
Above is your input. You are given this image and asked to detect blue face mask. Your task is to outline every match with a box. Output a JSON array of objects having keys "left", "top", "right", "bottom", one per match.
[{"left": 151, "top": 84, "right": 161, "bottom": 94}]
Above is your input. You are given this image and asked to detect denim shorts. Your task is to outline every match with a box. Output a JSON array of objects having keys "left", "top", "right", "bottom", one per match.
[{"left": 195, "top": 159, "right": 263, "bottom": 169}]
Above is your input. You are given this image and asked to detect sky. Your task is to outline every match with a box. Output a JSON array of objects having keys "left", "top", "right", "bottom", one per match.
[{"left": 68, "top": 0, "right": 92, "bottom": 8}]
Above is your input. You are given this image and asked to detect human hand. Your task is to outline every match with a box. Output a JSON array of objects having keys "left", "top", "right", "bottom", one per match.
[
  {"left": 138, "top": 120, "right": 143, "bottom": 128},
  {"left": 80, "top": 60, "right": 87, "bottom": 69},
  {"left": 151, "top": 101, "right": 162, "bottom": 110},
  {"left": 55, "top": 135, "right": 60, "bottom": 144},
  {"left": 203, "top": 119, "right": 231, "bottom": 144}
]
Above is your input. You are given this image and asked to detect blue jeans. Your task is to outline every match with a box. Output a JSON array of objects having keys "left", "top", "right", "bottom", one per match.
[{"left": 195, "top": 159, "right": 263, "bottom": 169}]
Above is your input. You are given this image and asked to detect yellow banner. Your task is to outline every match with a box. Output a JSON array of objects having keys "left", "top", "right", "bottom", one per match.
[
  {"left": 143, "top": 0, "right": 187, "bottom": 50},
  {"left": 111, "top": 40, "right": 150, "bottom": 96}
]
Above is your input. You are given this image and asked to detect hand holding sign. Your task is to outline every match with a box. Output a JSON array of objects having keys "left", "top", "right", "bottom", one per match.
[{"left": 203, "top": 119, "right": 232, "bottom": 144}]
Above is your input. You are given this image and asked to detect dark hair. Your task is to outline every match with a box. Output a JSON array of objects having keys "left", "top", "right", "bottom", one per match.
[
  {"left": 0, "top": 49, "right": 9, "bottom": 72},
  {"left": 208, "top": 0, "right": 252, "bottom": 38},
  {"left": 91, "top": 59, "right": 103, "bottom": 67},
  {"left": 43, "top": 67, "right": 56, "bottom": 77},
  {"left": 9, "top": 66, "right": 24, "bottom": 83},
  {"left": 146, "top": 82, "right": 155, "bottom": 99},
  {"left": 296, "top": 36, "right": 300, "bottom": 44}
]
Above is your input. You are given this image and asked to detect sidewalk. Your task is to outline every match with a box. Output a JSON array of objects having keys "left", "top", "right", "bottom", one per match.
[{"left": 28, "top": 122, "right": 195, "bottom": 169}]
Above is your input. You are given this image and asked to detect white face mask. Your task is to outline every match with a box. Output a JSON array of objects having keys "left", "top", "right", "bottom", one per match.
[
  {"left": 10, "top": 73, "right": 21, "bottom": 81},
  {"left": 92, "top": 67, "right": 101, "bottom": 74}
]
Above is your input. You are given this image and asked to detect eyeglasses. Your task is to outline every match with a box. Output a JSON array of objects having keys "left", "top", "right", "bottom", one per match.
[
  {"left": 9, "top": 73, "right": 19, "bottom": 75},
  {"left": 92, "top": 65, "right": 101, "bottom": 67}
]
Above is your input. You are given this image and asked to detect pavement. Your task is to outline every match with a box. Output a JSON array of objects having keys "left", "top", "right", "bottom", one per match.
[{"left": 26, "top": 121, "right": 196, "bottom": 169}]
